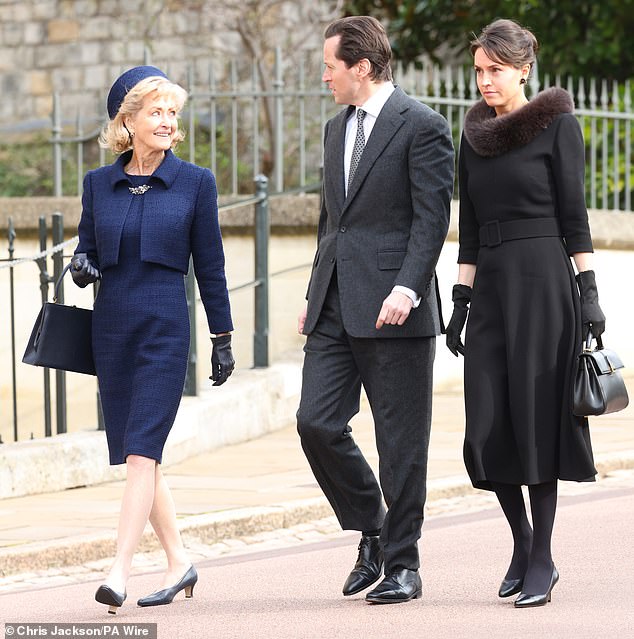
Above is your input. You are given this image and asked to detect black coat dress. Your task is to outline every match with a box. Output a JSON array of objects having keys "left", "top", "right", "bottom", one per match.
[{"left": 458, "top": 88, "right": 596, "bottom": 490}]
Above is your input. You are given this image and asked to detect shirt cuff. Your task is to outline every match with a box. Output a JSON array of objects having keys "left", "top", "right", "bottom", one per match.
[{"left": 393, "top": 285, "right": 421, "bottom": 308}]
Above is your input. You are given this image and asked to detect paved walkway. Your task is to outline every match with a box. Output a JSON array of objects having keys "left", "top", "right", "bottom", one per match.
[
  {"left": 2, "top": 472, "right": 633, "bottom": 639},
  {"left": 0, "top": 373, "right": 633, "bottom": 593}
]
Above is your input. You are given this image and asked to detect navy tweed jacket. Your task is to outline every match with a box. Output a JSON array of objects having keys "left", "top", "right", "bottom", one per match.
[{"left": 76, "top": 149, "right": 233, "bottom": 334}]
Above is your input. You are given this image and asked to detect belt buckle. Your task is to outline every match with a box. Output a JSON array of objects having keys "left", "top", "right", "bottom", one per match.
[{"left": 484, "top": 220, "right": 502, "bottom": 247}]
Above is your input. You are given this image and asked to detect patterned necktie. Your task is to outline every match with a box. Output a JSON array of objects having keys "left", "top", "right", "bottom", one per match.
[{"left": 348, "top": 108, "right": 366, "bottom": 191}]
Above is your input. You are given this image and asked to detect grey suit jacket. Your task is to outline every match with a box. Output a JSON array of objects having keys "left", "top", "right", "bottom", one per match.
[{"left": 303, "top": 86, "right": 455, "bottom": 338}]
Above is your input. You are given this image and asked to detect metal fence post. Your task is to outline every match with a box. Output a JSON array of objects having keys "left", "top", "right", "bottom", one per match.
[
  {"left": 273, "top": 47, "right": 284, "bottom": 193},
  {"left": 188, "top": 64, "right": 195, "bottom": 165},
  {"left": 37, "top": 216, "right": 52, "bottom": 437},
  {"left": 183, "top": 258, "right": 198, "bottom": 396},
  {"left": 52, "top": 93, "right": 63, "bottom": 198},
  {"left": 8, "top": 218, "right": 18, "bottom": 441},
  {"left": 52, "top": 213, "right": 67, "bottom": 434},
  {"left": 253, "top": 175, "right": 269, "bottom": 368}
]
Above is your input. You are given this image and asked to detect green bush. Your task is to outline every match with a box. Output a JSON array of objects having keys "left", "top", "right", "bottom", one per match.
[{"left": 0, "top": 134, "right": 55, "bottom": 196}]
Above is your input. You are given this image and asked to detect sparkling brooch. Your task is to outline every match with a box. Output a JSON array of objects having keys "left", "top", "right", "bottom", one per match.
[{"left": 128, "top": 184, "right": 152, "bottom": 195}]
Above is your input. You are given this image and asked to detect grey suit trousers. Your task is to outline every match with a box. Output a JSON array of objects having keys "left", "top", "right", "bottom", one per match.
[{"left": 297, "top": 275, "right": 435, "bottom": 572}]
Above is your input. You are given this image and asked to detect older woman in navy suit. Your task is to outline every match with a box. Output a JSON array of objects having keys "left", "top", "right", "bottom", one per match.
[{"left": 71, "top": 66, "right": 234, "bottom": 613}]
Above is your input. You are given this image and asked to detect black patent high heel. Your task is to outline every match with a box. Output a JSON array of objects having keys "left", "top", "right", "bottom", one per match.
[
  {"left": 137, "top": 565, "right": 198, "bottom": 607},
  {"left": 95, "top": 584, "right": 127, "bottom": 614},
  {"left": 514, "top": 566, "right": 559, "bottom": 608},
  {"left": 498, "top": 577, "right": 524, "bottom": 598}
]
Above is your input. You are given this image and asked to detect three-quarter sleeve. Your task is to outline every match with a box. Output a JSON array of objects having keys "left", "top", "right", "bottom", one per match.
[
  {"left": 457, "top": 136, "right": 480, "bottom": 264},
  {"left": 551, "top": 113, "right": 594, "bottom": 255}
]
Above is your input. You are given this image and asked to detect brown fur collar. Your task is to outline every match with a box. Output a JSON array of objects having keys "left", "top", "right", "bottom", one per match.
[{"left": 463, "top": 87, "right": 574, "bottom": 157}]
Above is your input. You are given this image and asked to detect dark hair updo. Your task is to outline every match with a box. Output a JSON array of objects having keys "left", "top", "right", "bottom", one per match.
[{"left": 470, "top": 19, "right": 538, "bottom": 73}]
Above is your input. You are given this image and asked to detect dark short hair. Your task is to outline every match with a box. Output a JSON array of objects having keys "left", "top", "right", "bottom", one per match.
[
  {"left": 470, "top": 19, "right": 538, "bottom": 71},
  {"left": 325, "top": 16, "right": 392, "bottom": 82}
]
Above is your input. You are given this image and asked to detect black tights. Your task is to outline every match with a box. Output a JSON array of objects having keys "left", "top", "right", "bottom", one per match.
[{"left": 491, "top": 480, "right": 557, "bottom": 594}]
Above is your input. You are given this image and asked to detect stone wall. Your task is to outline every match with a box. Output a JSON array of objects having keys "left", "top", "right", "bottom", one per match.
[{"left": 0, "top": 0, "right": 327, "bottom": 130}]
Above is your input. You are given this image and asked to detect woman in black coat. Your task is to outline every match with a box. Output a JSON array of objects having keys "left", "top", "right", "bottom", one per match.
[
  {"left": 71, "top": 66, "right": 235, "bottom": 613},
  {"left": 446, "top": 20, "right": 606, "bottom": 608}
]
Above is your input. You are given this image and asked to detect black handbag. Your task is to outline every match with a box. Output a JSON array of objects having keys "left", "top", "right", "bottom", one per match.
[
  {"left": 572, "top": 334, "right": 629, "bottom": 417},
  {"left": 22, "top": 263, "right": 96, "bottom": 376}
]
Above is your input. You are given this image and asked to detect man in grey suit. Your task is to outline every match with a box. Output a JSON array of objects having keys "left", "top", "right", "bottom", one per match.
[{"left": 297, "top": 16, "right": 454, "bottom": 604}]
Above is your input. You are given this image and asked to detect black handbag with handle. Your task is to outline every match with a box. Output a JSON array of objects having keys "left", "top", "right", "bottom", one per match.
[
  {"left": 573, "top": 334, "right": 629, "bottom": 417},
  {"left": 22, "top": 263, "right": 96, "bottom": 376}
]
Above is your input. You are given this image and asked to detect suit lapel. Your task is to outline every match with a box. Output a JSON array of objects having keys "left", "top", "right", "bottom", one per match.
[
  {"left": 343, "top": 88, "right": 408, "bottom": 210},
  {"left": 324, "top": 106, "right": 352, "bottom": 215}
]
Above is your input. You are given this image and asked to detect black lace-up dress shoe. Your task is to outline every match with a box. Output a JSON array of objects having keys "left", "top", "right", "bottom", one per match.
[
  {"left": 365, "top": 568, "right": 422, "bottom": 604},
  {"left": 342, "top": 535, "right": 384, "bottom": 596}
]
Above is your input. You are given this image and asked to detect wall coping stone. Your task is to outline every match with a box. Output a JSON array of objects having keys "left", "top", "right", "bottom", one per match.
[{"left": 1, "top": 196, "right": 633, "bottom": 249}]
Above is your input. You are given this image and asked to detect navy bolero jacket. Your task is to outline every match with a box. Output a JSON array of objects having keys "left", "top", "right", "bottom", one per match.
[{"left": 76, "top": 149, "right": 233, "bottom": 334}]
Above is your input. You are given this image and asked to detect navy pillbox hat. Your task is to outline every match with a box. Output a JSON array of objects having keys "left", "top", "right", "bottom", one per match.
[{"left": 107, "top": 65, "right": 168, "bottom": 119}]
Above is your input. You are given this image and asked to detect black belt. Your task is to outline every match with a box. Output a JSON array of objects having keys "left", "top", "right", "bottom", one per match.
[{"left": 479, "top": 218, "right": 562, "bottom": 247}]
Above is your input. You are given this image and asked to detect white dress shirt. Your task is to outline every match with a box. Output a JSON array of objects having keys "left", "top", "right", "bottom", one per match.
[
  {"left": 344, "top": 82, "right": 395, "bottom": 192},
  {"left": 343, "top": 82, "right": 420, "bottom": 308}
]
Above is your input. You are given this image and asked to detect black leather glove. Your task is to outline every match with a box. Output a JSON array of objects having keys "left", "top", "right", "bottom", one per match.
[
  {"left": 446, "top": 284, "right": 472, "bottom": 357},
  {"left": 70, "top": 253, "right": 101, "bottom": 288},
  {"left": 210, "top": 334, "right": 235, "bottom": 386},
  {"left": 576, "top": 270, "right": 606, "bottom": 339}
]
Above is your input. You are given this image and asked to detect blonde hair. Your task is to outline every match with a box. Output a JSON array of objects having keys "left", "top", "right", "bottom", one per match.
[{"left": 99, "top": 76, "right": 188, "bottom": 155}]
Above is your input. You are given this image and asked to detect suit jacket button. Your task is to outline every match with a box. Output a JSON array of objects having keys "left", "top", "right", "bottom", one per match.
[{"left": 340, "top": 226, "right": 346, "bottom": 232}]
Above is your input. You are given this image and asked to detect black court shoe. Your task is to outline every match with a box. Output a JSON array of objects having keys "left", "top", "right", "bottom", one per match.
[
  {"left": 514, "top": 566, "right": 559, "bottom": 608},
  {"left": 137, "top": 565, "right": 198, "bottom": 607},
  {"left": 498, "top": 577, "right": 524, "bottom": 598},
  {"left": 95, "top": 584, "right": 127, "bottom": 615}
]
